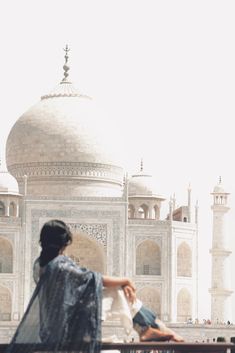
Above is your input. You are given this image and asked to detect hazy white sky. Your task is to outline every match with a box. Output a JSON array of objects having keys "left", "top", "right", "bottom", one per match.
[{"left": 1, "top": 0, "right": 235, "bottom": 320}]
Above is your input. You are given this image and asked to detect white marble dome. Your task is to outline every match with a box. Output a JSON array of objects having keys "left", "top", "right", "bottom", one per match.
[
  {"left": 213, "top": 184, "right": 226, "bottom": 194},
  {"left": 213, "top": 178, "right": 228, "bottom": 194},
  {"left": 6, "top": 81, "right": 124, "bottom": 197},
  {"left": 128, "top": 169, "right": 165, "bottom": 200},
  {"left": 0, "top": 170, "right": 19, "bottom": 194}
]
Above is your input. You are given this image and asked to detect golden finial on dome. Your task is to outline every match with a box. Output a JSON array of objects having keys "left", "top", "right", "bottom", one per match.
[{"left": 61, "top": 45, "right": 71, "bottom": 83}]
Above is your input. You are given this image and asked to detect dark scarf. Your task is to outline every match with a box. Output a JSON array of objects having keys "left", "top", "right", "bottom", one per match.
[{"left": 7, "top": 255, "right": 102, "bottom": 353}]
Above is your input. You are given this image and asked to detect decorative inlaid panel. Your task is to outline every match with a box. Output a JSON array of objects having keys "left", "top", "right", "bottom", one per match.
[{"left": 68, "top": 223, "right": 107, "bottom": 247}]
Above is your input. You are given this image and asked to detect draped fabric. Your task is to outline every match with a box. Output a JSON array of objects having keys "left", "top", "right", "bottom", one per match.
[
  {"left": 102, "top": 288, "right": 142, "bottom": 336},
  {"left": 6, "top": 255, "right": 103, "bottom": 353}
]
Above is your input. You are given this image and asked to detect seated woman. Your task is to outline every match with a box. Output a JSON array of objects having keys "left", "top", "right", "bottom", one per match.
[
  {"left": 9, "top": 218, "right": 183, "bottom": 353},
  {"left": 8, "top": 219, "right": 136, "bottom": 353}
]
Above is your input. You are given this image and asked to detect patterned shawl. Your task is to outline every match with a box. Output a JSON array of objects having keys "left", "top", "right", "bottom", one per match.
[{"left": 6, "top": 255, "right": 103, "bottom": 353}]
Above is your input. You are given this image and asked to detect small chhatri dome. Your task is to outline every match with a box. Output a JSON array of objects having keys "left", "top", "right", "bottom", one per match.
[
  {"left": 128, "top": 160, "right": 165, "bottom": 200},
  {"left": 6, "top": 47, "right": 123, "bottom": 197},
  {"left": 0, "top": 169, "right": 19, "bottom": 195},
  {"left": 213, "top": 176, "right": 228, "bottom": 194}
]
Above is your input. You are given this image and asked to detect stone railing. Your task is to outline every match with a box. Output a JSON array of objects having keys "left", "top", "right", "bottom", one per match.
[
  {"left": 102, "top": 341, "right": 234, "bottom": 352},
  {"left": 0, "top": 342, "right": 234, "bottom": 353}
]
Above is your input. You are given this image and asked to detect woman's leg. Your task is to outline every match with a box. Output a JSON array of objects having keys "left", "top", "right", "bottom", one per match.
[
  {"left": 139, "top": 326, "right": 173, "bottom": 342},
  {"left": 154, "top": 319, "right": 184, "bottom": 342},
  {"left": 132, "top": 306, "right": 184, "bottom": 342},
  {"left": 139, "top": 324, "right": 184, "bottom": 342}
]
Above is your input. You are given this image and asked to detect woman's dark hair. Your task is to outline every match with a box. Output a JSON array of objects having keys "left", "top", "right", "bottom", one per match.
[{"left": 39, "top": 219, "right": 73, "bottom": 267}]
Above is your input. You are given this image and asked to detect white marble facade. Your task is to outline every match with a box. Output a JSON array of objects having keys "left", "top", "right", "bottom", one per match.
[
  {"left": 0, "top": 54, "right": 199, "bottom": 342},
  {"left": 0, "top": 180, "right": 198, "bottom": 342},
  {"left": 209, "top": 180, "right": 233, "bottom": 323}
]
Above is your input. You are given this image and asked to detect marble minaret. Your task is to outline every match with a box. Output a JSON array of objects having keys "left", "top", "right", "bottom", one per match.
[{"left": 209, "top": 178, "right": 233, "bottom": 323}]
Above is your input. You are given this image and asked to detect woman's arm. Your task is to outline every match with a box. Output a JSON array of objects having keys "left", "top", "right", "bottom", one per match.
[
  {"left": 102, "top": 275, "right": 135, "bottom": 289},
  {"left": 102, "top": 276, "right": 136, "bottom": 303}
]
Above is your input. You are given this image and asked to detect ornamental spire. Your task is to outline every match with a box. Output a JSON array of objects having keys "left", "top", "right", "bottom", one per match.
[
  {"left": 61, "top": 45, "right": 71, "bottom": 83},
  {"left": 140, "top": 158, "right": 143, "bottom": 172}
]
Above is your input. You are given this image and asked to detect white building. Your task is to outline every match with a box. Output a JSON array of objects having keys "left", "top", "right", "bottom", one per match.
[
  {"left": 0, "top": 49, "right": 200, "bottom": 342},
  {"left": 209, "top": 178, "right": 233, "bottom": 323}
]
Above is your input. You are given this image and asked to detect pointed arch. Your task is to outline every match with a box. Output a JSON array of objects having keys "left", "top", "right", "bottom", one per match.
[
  {"left": 177, "top": 242, "right": 192, "bottom": 277},
  {"left": 137, "top": 287, "right": 161, "bottom": 319},
  {"left": 136, "top": 240, "right": 161, "bottom": 275},
  {"left": 0, "top": 286, "right": 12, "bottom": 321},
  {"left": 138, "top": 204, "right": 149, "bottom": 219},
  {"left": 0, "top": 201, "right": 5, "bottom": 216},
  {"left": 128, "top": 204, "right": 135, "bottom": 219},
  {"left": 66, "top": 232, "right": 106, "bottom": 274},
  {"left": 153, "top": 205, "right": 160, "bottom": 220},
  {"left": 0, "top": 237, "right": 13, "bottom": 273},
  {"left": 177, "top": 288, "right": 192, "bottom": 323},
  {"left": 9, "top": 202, "right": 17, "bottom": 217}
]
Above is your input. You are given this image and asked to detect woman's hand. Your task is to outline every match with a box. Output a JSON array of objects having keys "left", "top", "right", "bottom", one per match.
[
  {"left": 123, "top": 284, "right": 136, "bottom": 303},
  {"left": 102, "top": 275, "right": 137, "bottom": 303}
]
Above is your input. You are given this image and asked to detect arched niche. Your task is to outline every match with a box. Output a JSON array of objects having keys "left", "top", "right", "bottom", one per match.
[
  {"left": 0, "top": 286, "right": 12, "bottom": 321},
  {"left": 136, "top": 240, "right": 161, "bottom": 275},
  {"left": 0, "top": 201, "right": 5, "bottom": 216},
  {"left": 177, "top": 288, "right": 192, "bottom": 323},
  {"left": 153, "top": 205, "right": 160, "bottom": 220},
  {"left": 66, "top": 232, "right": 106, "bottom": 274},
  {"left": 138, "top": 204, "right": 149, "bottom": 219},
  {"left": 137, "top": 287, "right": 161, "bottom": 319},
  {"left": 177, "top": 242, "right": 192, "bottom": 277},
  {"left": 0, "top": 237, "right": 13, "bottom": 273},
  {"left": 128, "top": 204, "right": 135, "bottom": 219},
  {"left": 9, "top": 202, "right": 17, "bottom": 217}
]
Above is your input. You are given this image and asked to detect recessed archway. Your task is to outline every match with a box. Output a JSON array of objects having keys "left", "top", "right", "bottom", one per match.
[
  {"left": 128, "top": 204, "right": 135, "bottom": 219},
  {"left": 153, "top": 205, "right": 160, "bottom": 220},
  {"left": 137, "top": 287, "right": 161, "bottom": 319},
  {"left": 0, "top": 286, "right": 12, "bottom": 321},
  {"left": 138, "top": 204, "right": 149, "bottom": 219},
  {"left": 136, "top": 240, "right": 161, "bottom": 275},
  {"left": 0, "top": 201, "right": 5, "bottom": 216},
  {"left": 177, "top": 242, "right": 192, "bottom": 277},
  {"left": 0, "top": 237, "right": 13, "bottom": 273},
  {"left": 66, "top": 232, "right": 106, "bottom": 274},
  {"left": 177, "top": 288, "right": 192, "bottom": 323},
  {"left": 9, "top": 202, "right": 17, "bottom": 217}
]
